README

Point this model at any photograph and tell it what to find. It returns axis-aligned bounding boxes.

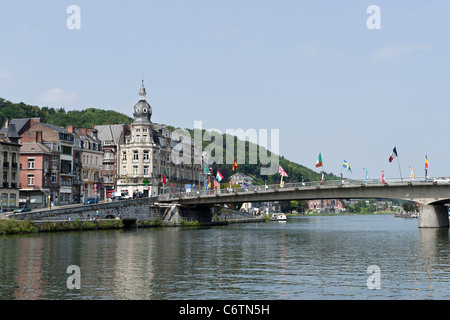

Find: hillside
[0,97,333,185]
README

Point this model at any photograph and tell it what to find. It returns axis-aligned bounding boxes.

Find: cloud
[371,44,434,60]
[39,88,79,104]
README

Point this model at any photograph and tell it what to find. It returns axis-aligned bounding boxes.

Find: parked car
[83,197,99,205]
[14,205,31,213]
[134,192,146,198]
[111,195,125,201]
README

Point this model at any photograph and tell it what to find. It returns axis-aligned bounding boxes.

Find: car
[83,197,99,205]
[111,195,125,201]
[13,205,31,213]
[134,192,146,198]
[433,177,450,184]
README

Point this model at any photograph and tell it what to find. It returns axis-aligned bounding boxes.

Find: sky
[1,0,450,181]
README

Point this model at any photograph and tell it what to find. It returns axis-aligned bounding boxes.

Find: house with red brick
[20,121,74,206]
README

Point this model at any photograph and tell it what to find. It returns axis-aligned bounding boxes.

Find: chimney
[30,118,41,126]
[67,126,74,133]
[35,131,43,143]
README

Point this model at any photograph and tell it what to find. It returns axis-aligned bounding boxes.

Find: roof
[20,142,52,154]
[95,124,125,144]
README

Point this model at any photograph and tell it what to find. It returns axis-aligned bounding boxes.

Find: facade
[68,126,104,202]
[19,131,56,208]
[308,199,344,213]
[117,81,205,196]
[20,121,74,206]
[0,122,21,210]
[94,124,129,199]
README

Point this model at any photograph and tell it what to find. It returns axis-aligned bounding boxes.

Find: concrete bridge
[158,178,450,228]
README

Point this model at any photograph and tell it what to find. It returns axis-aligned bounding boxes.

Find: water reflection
[1,216,450,299]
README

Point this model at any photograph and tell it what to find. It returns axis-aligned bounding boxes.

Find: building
[94,124,129,199]
[0,122,21,210]
[117,81,205,196]
[68,126,104,201]
[229,172,253,187]
[20,121,74,206]
[308,199,344,213]
[19,131,56,208]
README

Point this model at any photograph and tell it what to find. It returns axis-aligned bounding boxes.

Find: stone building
[0,122,21,210]
[94,124,129,199]
[117,81,205,196]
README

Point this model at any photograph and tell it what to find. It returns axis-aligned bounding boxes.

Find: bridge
[158,177,450,228]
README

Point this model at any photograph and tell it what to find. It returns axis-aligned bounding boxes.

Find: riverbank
[0,215,265,235]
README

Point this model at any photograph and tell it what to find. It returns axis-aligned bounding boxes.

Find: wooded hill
[0,97,335,185]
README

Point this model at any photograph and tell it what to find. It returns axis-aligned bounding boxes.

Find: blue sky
[1,1,449,180]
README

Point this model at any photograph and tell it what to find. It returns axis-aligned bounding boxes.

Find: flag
[162,170,167,184]
[389,147,398,163]
[343,160,352,173]
[216,171,223,182]
[382,171,385,184]
[232,160,238,171]
[410,166,415,180]
[425,155,429,169]
[278,166,288,177]
[315,153,323,168]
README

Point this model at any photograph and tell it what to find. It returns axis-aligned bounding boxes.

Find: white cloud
[39,88,79,104]
[372,44,434,60]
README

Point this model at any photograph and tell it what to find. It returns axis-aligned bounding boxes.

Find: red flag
[162,170,167,184]
[232,160,238,171]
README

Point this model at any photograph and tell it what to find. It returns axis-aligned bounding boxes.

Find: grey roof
[5,123,20,139]
[0,118,35,135]
[95,124,125,144]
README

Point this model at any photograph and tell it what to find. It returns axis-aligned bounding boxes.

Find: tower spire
[139,75,146,101]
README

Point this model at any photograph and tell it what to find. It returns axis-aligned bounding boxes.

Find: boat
[270,212,287,221]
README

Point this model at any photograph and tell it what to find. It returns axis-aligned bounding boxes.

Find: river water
[1,214,450,300]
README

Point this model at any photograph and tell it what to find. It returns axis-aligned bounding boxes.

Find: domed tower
[132,80,152,124]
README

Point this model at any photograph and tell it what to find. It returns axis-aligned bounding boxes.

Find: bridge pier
[419,204,449,228]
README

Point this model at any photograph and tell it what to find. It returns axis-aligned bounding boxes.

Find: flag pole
[396,154,403,183]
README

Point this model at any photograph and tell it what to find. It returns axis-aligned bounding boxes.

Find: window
[122,151,127,161]
[133,150,139,161]
[27,174,34,186]
[51,172,57,183]
[143,150,149,161]
[28,158,35,169]
[62,145,72,155]
[122,166,127,176]
[143,166,149,176]
[133,166,138,176]
[136,135,140,143]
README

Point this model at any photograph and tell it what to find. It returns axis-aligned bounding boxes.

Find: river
[1,214,449,300]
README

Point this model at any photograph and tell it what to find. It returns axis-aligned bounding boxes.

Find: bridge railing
[157,176,446,201]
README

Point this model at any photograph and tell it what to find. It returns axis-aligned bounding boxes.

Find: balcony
[2,182,8,188]
[3,162,9,168]
[11,163,17,169]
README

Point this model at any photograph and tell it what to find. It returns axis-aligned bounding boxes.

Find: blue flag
[343,160,352,173]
